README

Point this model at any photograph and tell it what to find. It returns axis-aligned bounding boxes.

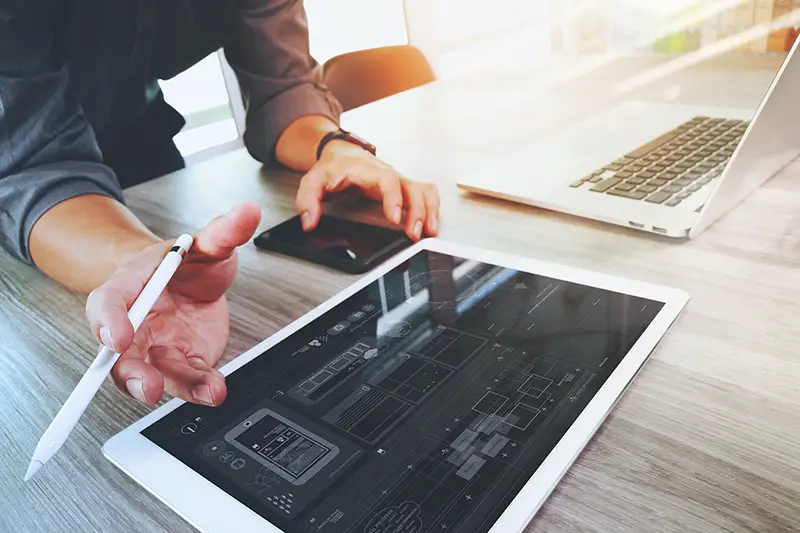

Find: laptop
[457,40,800,238]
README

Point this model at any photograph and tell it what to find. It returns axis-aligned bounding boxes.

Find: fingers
[109,343,227,407]
[86,244,169,354]
[87,286,136,355]
[193,201,262,261]
[148,348,227,406]
[399,180,439,239]
[109,341,165,405]
[295,167,329,231]
[294,154,441,239]
[422,183,440,236]
[378,173,403,226]
[401,180,440,240]
[402,180,427,240]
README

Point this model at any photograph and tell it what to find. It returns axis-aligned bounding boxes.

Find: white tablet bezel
[103,238,689,533]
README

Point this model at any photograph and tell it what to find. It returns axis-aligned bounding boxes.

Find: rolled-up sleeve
[0,2,124,264]
[222,0,343,163]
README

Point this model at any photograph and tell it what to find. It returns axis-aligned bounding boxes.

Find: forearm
[29,195,162,293]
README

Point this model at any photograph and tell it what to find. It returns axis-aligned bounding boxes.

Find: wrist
[112,231,164,269]
[275,115,340,171]
[320,138,375,159]
[317,129,377,161]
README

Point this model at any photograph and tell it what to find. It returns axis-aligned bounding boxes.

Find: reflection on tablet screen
[142,250,663,532]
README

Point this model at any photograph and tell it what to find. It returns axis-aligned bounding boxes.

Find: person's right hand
[85,202,262,406]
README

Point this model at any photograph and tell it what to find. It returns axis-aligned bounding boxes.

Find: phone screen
[255,215,412,272]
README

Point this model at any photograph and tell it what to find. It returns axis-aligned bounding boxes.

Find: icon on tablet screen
[347,311,366,321]
[203,441,225,457]
[327,321,351,335]
[181,423,197,435]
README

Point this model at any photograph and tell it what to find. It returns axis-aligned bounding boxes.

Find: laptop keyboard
[570,117,749,206]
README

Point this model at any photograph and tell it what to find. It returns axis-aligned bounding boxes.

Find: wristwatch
[316,128,377,160]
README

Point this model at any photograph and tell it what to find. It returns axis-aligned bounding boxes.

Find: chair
[320,45,436,112]
[217,44,436,136]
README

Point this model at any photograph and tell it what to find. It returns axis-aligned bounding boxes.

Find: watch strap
[316,128,377,160]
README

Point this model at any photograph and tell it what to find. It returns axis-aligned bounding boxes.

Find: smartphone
[253,214,414,274]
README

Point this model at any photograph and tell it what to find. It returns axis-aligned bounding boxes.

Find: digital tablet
[104,238,688,533]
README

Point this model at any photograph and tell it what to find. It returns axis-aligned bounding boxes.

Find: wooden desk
[3,56,800,532]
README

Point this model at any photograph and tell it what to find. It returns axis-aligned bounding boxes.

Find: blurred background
[162,0,800,158]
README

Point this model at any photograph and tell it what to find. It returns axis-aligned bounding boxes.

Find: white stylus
[24,234,194,482]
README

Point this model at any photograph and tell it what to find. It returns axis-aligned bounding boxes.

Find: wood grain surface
[2,54,800,533]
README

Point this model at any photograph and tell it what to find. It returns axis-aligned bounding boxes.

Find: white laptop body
[457,40,800,238]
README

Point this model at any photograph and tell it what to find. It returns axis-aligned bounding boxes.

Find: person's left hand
[294,144,440,241]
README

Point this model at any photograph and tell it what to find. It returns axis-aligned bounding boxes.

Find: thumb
[192,201,262,261]
[295,167,329,231]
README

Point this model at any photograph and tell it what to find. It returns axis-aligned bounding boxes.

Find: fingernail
[392,206,401,225]
[301,211,311,229]
[125,378,146,403]
[430,217,439,234]
[187,356,210,371]
[192,384,214,406]
[100,327,116,352]
[413,220,423,238]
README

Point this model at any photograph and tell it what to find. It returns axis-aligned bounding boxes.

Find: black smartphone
[253,214,414,274]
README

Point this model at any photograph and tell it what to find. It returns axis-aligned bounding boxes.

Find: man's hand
[274,115,441,241]
[295,142,440,241]
[84,202,262,406]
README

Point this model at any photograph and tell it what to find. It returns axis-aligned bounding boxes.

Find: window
[403,0,800,80]
[159,0,800,159]
[403,0,553,78]
[306,0,408,63]
[160,0,408,158]
[160,54,239,158]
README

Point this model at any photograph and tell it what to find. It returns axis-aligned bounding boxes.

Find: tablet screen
[142,250,663,532]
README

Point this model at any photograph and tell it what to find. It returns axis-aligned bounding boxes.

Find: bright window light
[306,0,408,63]
[160,0,408,158]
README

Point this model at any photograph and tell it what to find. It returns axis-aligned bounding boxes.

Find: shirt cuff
[243,82,343,164]
[21,168,125,264]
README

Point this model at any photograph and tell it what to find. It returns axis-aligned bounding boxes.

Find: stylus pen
[24,234,194,482]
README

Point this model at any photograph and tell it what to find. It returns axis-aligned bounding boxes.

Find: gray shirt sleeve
[0,3,125,264]
[222,0,343,163]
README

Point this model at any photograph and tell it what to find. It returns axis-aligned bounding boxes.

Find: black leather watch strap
[316,128,377,160]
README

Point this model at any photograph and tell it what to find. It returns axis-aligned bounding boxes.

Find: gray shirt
[0,0,342,264]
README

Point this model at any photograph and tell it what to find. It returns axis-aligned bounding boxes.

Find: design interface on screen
[143,251,663,533]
